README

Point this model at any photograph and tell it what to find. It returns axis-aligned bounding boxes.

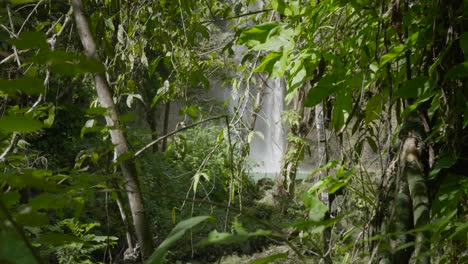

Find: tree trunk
[71,0,154,259]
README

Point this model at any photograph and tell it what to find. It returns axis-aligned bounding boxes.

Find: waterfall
[249,78,285,176]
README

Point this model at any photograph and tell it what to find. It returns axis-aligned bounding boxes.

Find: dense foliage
[0,0,467,263]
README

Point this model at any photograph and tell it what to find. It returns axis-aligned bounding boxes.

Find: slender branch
[18,0,44,34]
[6,5,21,67]
[0,133,20,162]
[134,115,226,157]
[200,9,273,24]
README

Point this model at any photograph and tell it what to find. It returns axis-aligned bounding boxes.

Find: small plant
[42,219,117,264]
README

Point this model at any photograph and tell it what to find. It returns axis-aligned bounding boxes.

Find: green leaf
[8,31,48,49]
[0,229,37,264]
[0,77,44,97]
[238,23,280,47]
[0,191,20,207]
[302,192,328,222]
[29,193,67,210]
[104,18,115,32]
[332,91,352,131]
[380,45,405,66]
[445,61,468,79]
[271,0,291,16]
[304,75,337,107]
[251,253,289,264]
[198,228,271,246]
[288,64,307,92]
[44,104,55,128]
[146,216,215,264]
[429,153,457,180]
[365,94,382,124]
[254,52,282,75]
[451,222,468,241]
[395,76,431,99]
[253,27,295,51]
[33,50,105,75]
[459,32,468,58]
[0,115,43,133]
[15,211,49,227]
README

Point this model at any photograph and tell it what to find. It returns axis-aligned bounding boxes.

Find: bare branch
[134,115,227,157]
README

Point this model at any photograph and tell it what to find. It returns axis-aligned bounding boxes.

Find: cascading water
[248,78,285,179]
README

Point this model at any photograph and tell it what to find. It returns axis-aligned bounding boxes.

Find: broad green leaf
[146,216,215,264]
[304,75,337,107]
[429,154,457,180]
[44,104,55,128]
[271,0,291,16]
[445,61,468,79]
[193,172,208,193]
[198,228,271,246]
[287,57,307,92]
[365,94,382,124]
[8,31,48,49]
[4,169,58,191]
[33,50,105,75]
[432,174,462,216]
[15,211,49,227]
[380,45,405,66]
[29,193,67,210]
[451,222,468,241]
[395,76,431,99]
[302,192,328,222]
[401,89,435,118]
[252,27,295,51]
[238,23,280,48]
[0,191,20,207]
[251,253,289,264]
[460,32,468,58]
[0,229,37,264]
[0,115,43,133]
[289,215,345,230]
[254,52,281,74]
[0,77,44,97]
[104,18,115,32]
[332,90,352,131]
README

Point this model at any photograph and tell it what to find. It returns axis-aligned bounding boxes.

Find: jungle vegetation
[0,0,467,263]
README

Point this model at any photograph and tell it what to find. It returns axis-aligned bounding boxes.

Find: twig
[134,115,226,157]
[6,5,21,67]
[224,116,236,231]
[18,0,44,35]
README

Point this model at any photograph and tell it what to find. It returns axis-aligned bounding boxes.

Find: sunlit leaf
[238,23,280,48]
[380,45,405,66]
[251,253,289,264]
[146,216,215,264]
[365,94,382,124]
[302,192,328,222]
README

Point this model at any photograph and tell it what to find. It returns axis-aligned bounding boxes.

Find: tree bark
[71,0,154,259]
